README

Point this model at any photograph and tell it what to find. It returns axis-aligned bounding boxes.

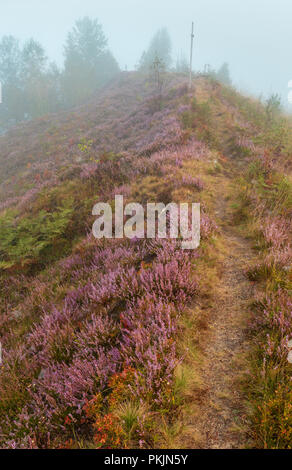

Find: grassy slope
[0,73,291,448]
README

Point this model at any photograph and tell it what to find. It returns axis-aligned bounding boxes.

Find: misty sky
[1,0,292,107]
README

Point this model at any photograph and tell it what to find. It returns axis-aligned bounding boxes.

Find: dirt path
[185,172,256,449]
[173,81,258,449]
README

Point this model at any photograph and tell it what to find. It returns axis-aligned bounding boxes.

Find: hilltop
[0,72,291,449]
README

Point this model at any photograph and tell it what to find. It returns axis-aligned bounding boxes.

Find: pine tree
[63,17,119,106]
[138,28,172,71]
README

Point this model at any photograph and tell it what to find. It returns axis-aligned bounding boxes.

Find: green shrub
[0,202,73,270]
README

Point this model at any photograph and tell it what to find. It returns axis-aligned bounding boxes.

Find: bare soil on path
[183,170,256,449]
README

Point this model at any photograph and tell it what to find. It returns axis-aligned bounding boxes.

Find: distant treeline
[0,19,232,129]
[0,17,120,128]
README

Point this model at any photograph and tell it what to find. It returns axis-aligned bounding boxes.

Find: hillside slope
[0,73,291,449]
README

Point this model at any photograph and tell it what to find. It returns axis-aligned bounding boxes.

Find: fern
[0,202,73,270]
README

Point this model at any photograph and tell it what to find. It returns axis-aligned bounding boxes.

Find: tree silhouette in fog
[138,28,172,71]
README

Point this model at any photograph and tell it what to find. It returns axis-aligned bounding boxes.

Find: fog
[0,0,291,106]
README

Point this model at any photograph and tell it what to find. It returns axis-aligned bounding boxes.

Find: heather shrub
[139,258,197,306]
[29,348,120,430]
[120,298,179,406]
[0,73,219,448]
[262,216,290,250]
[248,215,292,287]
[177,175,204,191]
[75,314,119,351]
[252,290,292,361]
[201,213,218,239]
[29,308,76,366]
[43,321,75,365]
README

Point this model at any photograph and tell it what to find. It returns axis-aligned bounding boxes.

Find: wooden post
[189,22,194,89]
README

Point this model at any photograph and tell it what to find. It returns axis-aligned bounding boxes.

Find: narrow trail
[181,79,258,446]
[186,171,256,449]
